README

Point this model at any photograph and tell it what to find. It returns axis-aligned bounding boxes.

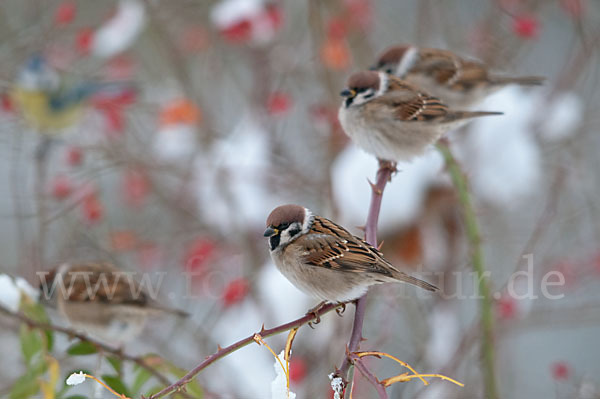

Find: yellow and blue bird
[11,54,136,133]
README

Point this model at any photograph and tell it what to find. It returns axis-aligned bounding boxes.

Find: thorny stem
[436,141,499,399]
[0,304,193,399]
[147,302,340,399]
[334,160,395,399]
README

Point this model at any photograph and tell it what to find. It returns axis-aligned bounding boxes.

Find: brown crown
[346,71,380,91]
[266,204,306,227]
[376,45,410,65]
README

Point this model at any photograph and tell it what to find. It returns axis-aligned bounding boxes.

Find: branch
[333,159,395,399]
[352,357,388,398]
[0,304,190,399]
[147,302,340,399]
[436,140,499,399]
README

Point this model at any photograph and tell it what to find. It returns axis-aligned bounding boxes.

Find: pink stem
[334,160,394,399]
[147,302,340,399]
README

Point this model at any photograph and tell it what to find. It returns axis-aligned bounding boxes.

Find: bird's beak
[340,89,356,98]
[264,227,278,237]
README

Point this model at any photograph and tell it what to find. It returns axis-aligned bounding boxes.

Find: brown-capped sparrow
[372,45,544,108]
[264,204,438,303]
[39,262,187,344]
[338,70,502,161]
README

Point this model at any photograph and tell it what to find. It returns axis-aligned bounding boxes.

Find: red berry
[54,1,76,25]
[264,4,284,31]
[65,146,83,167]
[266,92,291,115]
[320,38,351,70]
[50,175,72,200]
[496,295,516,320]
[513,15,539,39]
[76,28,94,54]
[1,93,14,113]
[184,238,216,272]
[289,358,307,383]
[327,17,347,40]
[551,361,570,381]
[221,19,253,43]
[222,278,249,307]
[102,107,125,135]
[82,193,103,223]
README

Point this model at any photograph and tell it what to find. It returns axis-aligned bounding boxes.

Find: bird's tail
[450,110,503,121]
[489,75,545,86]
[150,304,190,318]
[390,270,439,292]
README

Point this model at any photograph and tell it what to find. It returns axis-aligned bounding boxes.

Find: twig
[436,141,499,399]
[34,136,52,270]
[333,159,395,398]
[352,357,388,398]
[0,304,191,399]
[147,302,340,399]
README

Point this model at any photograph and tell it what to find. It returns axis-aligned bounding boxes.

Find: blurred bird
[11,54,136,132]
[372,45,544,108]
[39,261,187,344]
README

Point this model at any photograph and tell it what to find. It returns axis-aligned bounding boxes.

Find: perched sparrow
[264,204,438,303]
[338,70,501,161]
[39,261,187,344]
[372,45,544,108]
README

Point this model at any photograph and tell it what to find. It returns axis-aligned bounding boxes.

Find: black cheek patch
[270,234,281,251]
[287,227,301,238]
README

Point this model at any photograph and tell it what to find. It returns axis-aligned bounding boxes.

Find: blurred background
[0,0,599,398]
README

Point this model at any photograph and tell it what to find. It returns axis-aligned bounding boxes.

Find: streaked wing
[370,77,449,121]
[414,49,461,85]
[298,216,397,278]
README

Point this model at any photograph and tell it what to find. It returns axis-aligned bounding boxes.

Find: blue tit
[11,54,135,132]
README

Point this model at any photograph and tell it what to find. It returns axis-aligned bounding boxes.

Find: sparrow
[264,204,438,303]
[338,70,502,161]
[372,45,544,108]
[38,261,187,344]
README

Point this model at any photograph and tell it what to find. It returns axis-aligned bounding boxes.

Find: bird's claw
[306,301,325,328]
[335,302,346,316]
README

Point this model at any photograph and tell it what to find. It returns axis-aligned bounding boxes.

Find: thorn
[368,180,382,195]
[360,335,367,342]
[217,344,222,351]
[355,225,366,232]
[377,240,384,250]
[260,323,266,334]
